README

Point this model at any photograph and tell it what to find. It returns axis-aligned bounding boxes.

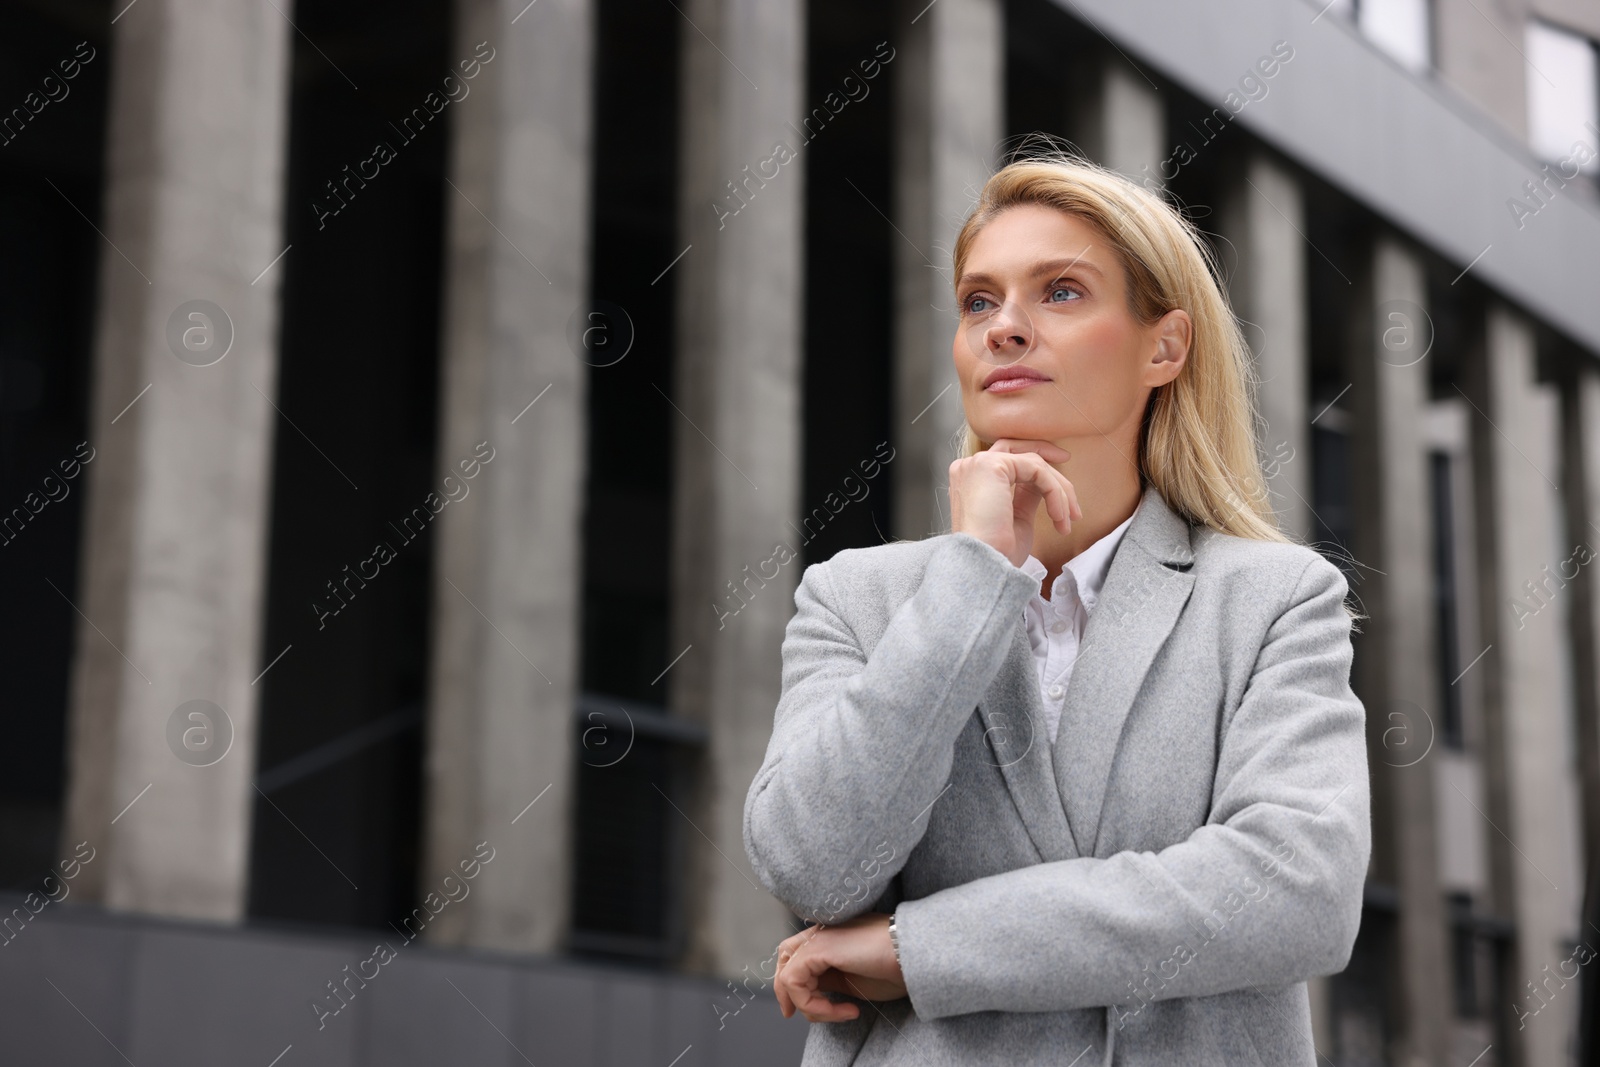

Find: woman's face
[951,203,1190,449]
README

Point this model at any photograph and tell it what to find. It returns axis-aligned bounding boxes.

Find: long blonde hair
[952,151,1288,543]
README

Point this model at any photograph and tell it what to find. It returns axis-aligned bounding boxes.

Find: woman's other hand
[949,438,1078,566]
[773,913,908,1022]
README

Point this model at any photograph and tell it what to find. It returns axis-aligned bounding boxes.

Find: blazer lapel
[1052,485,1196,857]
[975,621,1079,862]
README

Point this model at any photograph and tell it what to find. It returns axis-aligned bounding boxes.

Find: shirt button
[1047,684,1065,700]
[1049,620,1068,634]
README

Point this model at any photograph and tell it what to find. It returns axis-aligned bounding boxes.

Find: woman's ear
[1145,309,1192,387]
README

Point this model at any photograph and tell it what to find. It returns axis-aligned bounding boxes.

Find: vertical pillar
[420,0,595,952]
[1348,235,1453,1066]
[1471,303,1581,1067]
[1220,152,1321,1043]
[892,0,1003,539]
[671,0,806,975]
[1218,154,1311,540]
[1561,363,1600,1057]
[59,0,292,918]
[1074,52,1165,182]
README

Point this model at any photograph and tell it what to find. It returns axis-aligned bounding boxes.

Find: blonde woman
[743,153,1370,1066]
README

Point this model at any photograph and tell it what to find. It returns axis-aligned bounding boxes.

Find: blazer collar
[975,484,1197,861]
[1122,480,1195,567]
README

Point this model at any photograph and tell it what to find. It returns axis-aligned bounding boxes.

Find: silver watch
[888,911,902,966]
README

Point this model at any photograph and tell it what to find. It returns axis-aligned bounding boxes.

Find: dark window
[567,695,705,961]
[248,0,451,930]
[1311,422,1357,582]
[800,0,895,562]
[1448,891,1514,1061]
[1430,450,1464,747]
[1331,889,1397,1067]
[0,1,111,889]
[569,0,688,963]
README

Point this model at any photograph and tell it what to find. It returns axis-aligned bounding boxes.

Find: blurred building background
[2,0,1600,1064]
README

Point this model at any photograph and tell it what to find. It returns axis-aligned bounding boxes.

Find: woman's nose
[983,301,1032,357]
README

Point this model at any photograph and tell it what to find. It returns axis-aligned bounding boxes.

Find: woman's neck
[1028,437,1142,599]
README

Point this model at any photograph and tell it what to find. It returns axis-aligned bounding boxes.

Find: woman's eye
[965,296,992,314]
[1049,285,1081,302]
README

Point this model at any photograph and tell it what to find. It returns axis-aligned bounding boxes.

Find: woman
[742,153,1370,1066]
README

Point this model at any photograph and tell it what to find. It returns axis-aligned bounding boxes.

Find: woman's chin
[973,421,1063,444]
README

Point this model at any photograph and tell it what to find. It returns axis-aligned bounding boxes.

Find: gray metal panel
[707,989,812,1067]
[599,973,661,1065]
[1058,0,1600,356]
[361,952,519,1066]
[123,923,361,1067]
[661,977,716,1065]
[516,964,602,1062]
[0,907,138,1067]
[0,900,810,1065]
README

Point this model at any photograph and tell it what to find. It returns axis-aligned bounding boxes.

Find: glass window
[1360,0,1433,73]
[1526,19,1600,174]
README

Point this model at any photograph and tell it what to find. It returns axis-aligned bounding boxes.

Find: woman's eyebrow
[957,254,1105,291]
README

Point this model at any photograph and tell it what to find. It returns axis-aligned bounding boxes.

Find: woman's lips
[985,375,1049,393]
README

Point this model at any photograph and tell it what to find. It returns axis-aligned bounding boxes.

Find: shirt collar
[1019,496,1142,611]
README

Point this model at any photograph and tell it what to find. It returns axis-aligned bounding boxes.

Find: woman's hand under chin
[949,438,1079,566]
[773,913,909,1023]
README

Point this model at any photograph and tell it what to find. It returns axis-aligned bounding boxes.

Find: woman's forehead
[960,208,1117,284]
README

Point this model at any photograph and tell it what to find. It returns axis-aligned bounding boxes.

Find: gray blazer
[743,483,1371,1066]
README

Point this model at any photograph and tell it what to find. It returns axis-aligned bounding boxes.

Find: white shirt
[1018,499,1141,745]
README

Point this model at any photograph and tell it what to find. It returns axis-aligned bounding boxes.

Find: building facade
[2,0,1599,1064]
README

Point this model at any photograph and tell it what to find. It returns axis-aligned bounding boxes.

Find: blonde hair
[952,150,1288,543]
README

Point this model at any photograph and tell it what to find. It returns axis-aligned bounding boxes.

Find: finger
[1025,452,1079,524]
[1007,453,1079,532]
[986,438,1072,463]
[775,927,822,1019]
[774,962,795,1018]
[799,989,861,1024]
[947,460,966,530]
[777,923,821,964]
[978,445,1078,528]
[803,1001,861,1024]
[787,952,859,1023]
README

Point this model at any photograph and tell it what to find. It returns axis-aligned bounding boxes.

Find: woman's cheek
[1072,331,1151,424]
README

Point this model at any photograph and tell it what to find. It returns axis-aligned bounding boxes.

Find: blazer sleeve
[890,554,1372,1020]
[743,532,1040,925]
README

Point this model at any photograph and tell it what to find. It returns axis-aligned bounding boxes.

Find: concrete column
[1561,363,1600,1052]
[1220,153,1320,1039]
[1218,153,1311,540]
[1348,235,1453,1067]
[1074,52,1165,183]
[419,0,594,952]
[1471,303,1583,1067]
[670,0,805,976]
[58,1,292,918]
[892,0,1003,539]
